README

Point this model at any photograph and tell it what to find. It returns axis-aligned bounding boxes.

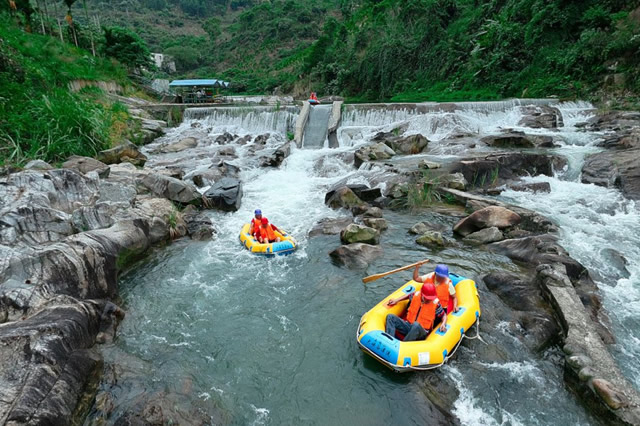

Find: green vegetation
[102,26,151,70]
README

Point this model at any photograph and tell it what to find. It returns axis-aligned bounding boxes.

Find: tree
[102,26,151,70]
[62,0,78,46]
[202,17,221,42]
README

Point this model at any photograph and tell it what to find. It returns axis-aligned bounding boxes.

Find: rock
[141,173,201,205]
[463,227,504,244]
[361,206,383,218]
[97,141,148,167]
[181,205,215,240]
[408,222,447,235]
[329,243,383,269]
[483,272,542,312]
[350,185,382,202]
[99,181,137,205]
[453,206,521,236]
[451,153,566,189]
[581,148,640,200]
[517,105,564,129]
[253,133,270,145]
[325,186,366,210]
[203,177,243,211]
[481,132,555,148]
[139,118,166,144]
[416,231,445,248]
[383,134,429,154]
[420,160,441,169]
[598,248,630,282]
[160,137,197,153]
[63,155,110,178]
[354,143,395,168]
[509,182,551,193]
[340,224,380,245]
[24,159,53,170]
[215,132,237,145]
[191,160,239,188]
[261,141,293,167]
[237,135,252,145]
[363,217,388,231]
[440,173,467,190]
[371,123,409,141]
[586,110,640,132]
[592,379,628,410]
[309,217,354,237]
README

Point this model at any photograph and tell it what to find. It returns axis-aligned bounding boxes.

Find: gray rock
[340,224,380,245]
[160,137,197,153]
[203,177,243,211]
[416,231,445,248]
[440,173,467,190]
[97,141,148,167]
[309,218,354,237]
[383,134,429,154]
[453,206,521,236]
[325,186,366,210]
[354,143,395,168]
[215,132,237,145]
[261,141,293,167]
[99,181,137,205]
[481,132,555,148]
[363,217,388,231]
[182,205,215,240]
[518,105,564,129]
[63,155,110,178]
[140,173,201,205]
[582,148,640,200]
[329,243,383,269]
[24,159,53,170]
[463,227,504,244]
[420,160,441,169]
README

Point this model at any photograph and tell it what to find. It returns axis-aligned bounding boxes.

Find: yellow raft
[357,273,480,372]
[239,223,297,256]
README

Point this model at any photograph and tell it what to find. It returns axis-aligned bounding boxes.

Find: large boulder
[261,141,294,167]
[203,177,243,211]
[159,137,198,153]
[481,132,555,148]
[581,148,640,200]
[24,159,53,170]
[63,155,110,178]
[453,206,521,236]
[181,205,216,240]
[517,105,564,129]
[383,134,429,154]
[416,231,446,248]
[325,186,366,210]
[190,160,240,188]
[140,173,201,205]
[97,141,148,167]
[354,143,395,168]
[463,227,504,244]
[340,224,380,245]
[363,217,388,231]
[329,243,383,269]
[309,217,354,237]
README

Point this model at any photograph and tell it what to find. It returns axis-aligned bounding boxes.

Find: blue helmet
[254,209,262,215]
[434,264,449,278]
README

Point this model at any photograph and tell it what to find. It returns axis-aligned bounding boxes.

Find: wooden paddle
[362,259,430,284]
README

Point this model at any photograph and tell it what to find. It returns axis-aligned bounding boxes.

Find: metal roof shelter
[169,79,230,88]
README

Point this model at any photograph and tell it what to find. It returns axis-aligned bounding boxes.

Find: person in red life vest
[249,209,280,241]
[414,263,458,314]
[309,92,319,103]
[257,217,281,244]
[385,283,447,341]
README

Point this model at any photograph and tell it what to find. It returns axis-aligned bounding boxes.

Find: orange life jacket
[406,293,437,331]
[422,273,453,312]
[259,224,277,241]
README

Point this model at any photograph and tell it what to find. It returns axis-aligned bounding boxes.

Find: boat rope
[404,317,485,371]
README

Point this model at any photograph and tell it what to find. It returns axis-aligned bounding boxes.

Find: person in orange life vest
[385,283,447,342]
[414,263,458,313]
[310,92,318,102]
[249,209,279,240]
[257,217,281,244]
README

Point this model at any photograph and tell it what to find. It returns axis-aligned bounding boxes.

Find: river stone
[340,223,380,245]
[350,185,382,202]
[517,105,564,129]
[420,160,441,169]
[309,217,354,237]
[416,231,445,248]
[363,217,388,231]
[592,379,628,410]
[384,134,429,154]
[160,137,198,153]
[99,181,137,205]
[97,141,148,167]
[440,173,467,190]
[483,272,542,312]
[481,132,555,148]
[354,143,395,168]
[362,206,383,218]
[0,205,74,244]
[63,155,110,178]
[181,205,215,240]
[581,148,640,200]
[463,227,503,244]
[325,186,366,210]
[141,173,201,205]
[408,221,447,235]
[215,132,237,145]
[24,159,53,170]
[203,177,243,211]
[453,206,521,236]
[372,123,409,141]
[509,182,551,193]
[598,248,630,282]
[329,243,383,269]
[261,141,293,167]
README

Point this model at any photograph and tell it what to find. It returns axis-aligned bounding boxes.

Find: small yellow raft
[357,273,480,372]
[239,223,297,256]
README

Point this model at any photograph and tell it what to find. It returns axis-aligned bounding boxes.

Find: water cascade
[302,104,332,149]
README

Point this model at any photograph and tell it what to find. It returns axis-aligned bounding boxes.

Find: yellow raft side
[357,276,480,372]
[239,223,297,256]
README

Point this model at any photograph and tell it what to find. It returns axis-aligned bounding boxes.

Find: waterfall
[183,106,299,135]
[302,105,332,149]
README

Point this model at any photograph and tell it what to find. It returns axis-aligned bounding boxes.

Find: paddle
[362,259,430,284]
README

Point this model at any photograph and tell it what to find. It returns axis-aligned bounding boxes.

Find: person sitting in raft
[309,92,319,103]
[414,263,458,313]
[385,283,447,341]
[257,217,281,244]
[249,209,280,240]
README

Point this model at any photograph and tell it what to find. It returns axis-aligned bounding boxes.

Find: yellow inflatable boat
[239,223,297,256]
[357,273,480,372]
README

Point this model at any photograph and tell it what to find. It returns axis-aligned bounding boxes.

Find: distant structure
[169,79,231,103]
[150,53,176,73]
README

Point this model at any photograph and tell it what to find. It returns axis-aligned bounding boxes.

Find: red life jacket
[406,293,437,331]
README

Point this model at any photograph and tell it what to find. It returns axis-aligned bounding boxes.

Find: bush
[102,26,151,70]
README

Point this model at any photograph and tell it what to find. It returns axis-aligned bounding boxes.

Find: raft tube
[239,223,297,256]
[357,273,481,372]
[308,99,320,105]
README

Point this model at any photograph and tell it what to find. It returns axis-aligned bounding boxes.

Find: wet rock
[463,227,503,244]
[237,135,252,145]
[383,134,429,155]
[517,105,564,129]
[416,231,445,248]
[350,185,382,202]
[355,206,383,218]
[97,141,148,167]
[139,118,166,144]
[592,379,628,410]
[598,248,630,282]
[160,137,197,153]
[181,205,216,241]
[215,132,237,145]
[99,181,137,205]
[253,133,270,145]
[516,311,561,351]
[416,372,460,424]
[203,177,243,211]
[354,143,395,168]
[453,206,521,236]
[363,217,388,231]
[420,160,441,169]
[309,217,353,237]
[509,182,551,193]
[190,160,240,188]
[329,243,383,269]
[440,173,467,190]
[24,159,53,170]
[481,132,555,148]
[586,110,640,132]
[483,272,543,312]
[261,141,293,167]
[325,186,366,210]
[0,205,74,244]
[217,145,237,157]
[340,223,380,245]
[408,221,447,235]
[63,155,110,178]
[140,173,201,205]
[371,123,409,141]
[581,148,640,200]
